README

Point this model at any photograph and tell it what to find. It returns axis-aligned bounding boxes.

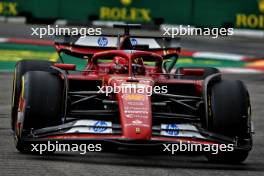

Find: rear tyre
[206,80,252,163]
[11,60,53,131]
[14,71,63,153]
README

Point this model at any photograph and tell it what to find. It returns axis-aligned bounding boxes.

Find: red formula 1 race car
[11,24,253,163]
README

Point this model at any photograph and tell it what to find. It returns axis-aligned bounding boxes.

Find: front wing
[21,119,252,151]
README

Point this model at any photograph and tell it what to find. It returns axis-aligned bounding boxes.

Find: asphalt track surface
[0,73,264,176]
[0,23,264,176]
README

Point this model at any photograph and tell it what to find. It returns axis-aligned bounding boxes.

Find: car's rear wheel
[15,71,63,153]
[11,60,53,131]
[205,80,252,163]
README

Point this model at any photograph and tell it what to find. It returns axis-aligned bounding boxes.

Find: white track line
[192,52,246,61]
[0,38,8,43]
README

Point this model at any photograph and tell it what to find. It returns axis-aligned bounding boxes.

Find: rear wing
[54,35,181,58]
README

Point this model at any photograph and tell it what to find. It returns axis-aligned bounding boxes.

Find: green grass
[0,43,247,72]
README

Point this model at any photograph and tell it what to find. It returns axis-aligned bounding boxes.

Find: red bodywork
[46,42,211,145]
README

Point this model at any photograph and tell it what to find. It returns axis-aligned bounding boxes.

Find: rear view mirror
[53,63,76,71]
[181,68,204,76]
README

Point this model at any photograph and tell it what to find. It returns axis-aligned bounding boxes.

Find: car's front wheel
[205,79,252,163]
[14,71,63,153]
[11,60,53,131]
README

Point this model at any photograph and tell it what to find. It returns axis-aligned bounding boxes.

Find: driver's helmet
[110,56,128,74]
[132,57,145,75]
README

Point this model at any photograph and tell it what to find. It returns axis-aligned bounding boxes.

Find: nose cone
[108,77,153,140]
[120,93,152,140]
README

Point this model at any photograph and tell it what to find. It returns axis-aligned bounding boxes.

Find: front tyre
[14,71,63,153]
[206,80,252,163]
[11,60,53,131]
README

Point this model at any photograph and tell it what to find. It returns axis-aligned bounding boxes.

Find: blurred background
[1,0,264,28]
[0,1,264,176]
[0,0,263,72]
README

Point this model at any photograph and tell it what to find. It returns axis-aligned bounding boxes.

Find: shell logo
[259,0,264,13]
[123,94,145,101]
[120,0,132,6]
